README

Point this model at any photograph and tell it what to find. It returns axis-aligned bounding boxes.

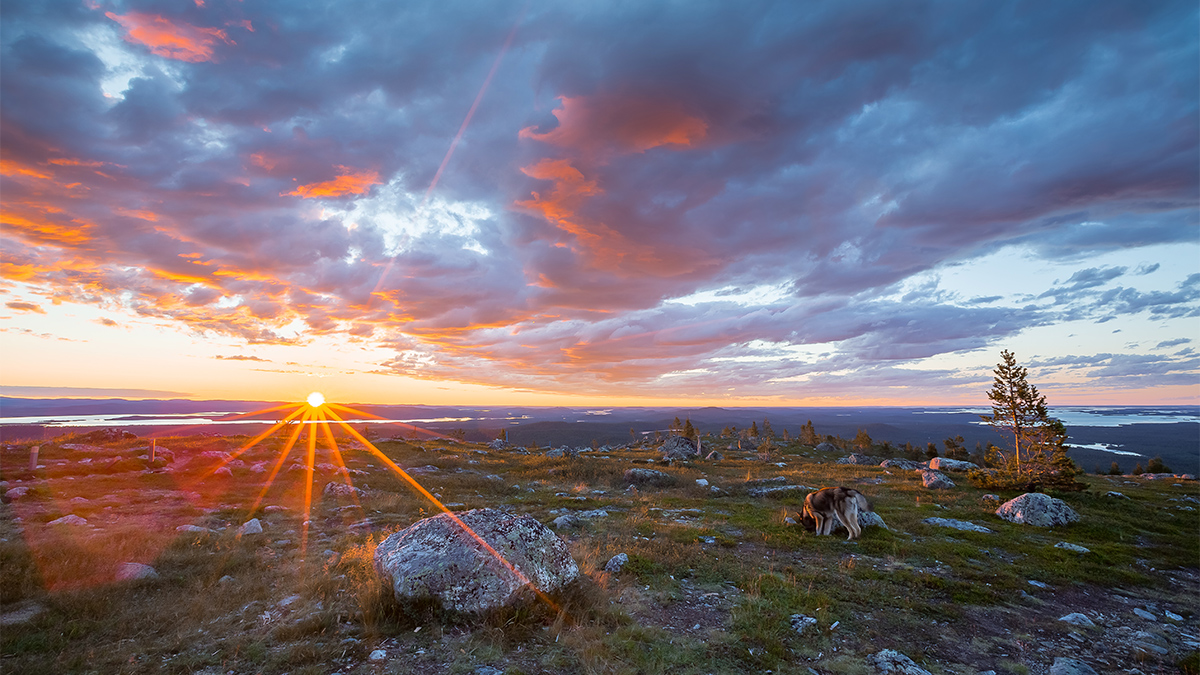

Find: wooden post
[28,445,39,472]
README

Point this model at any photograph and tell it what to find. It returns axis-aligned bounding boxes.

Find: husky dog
[802,487,872,540]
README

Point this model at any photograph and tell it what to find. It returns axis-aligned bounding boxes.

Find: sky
[1,0,1198,408]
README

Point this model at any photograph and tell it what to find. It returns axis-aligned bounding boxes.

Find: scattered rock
[879,458,925,470]
[1058,613,1096,627]
[695,478,709,487]
[926,457,978,472]
[323,482,362,498]
[1104,491,1130,499]
[790,614,818,633]
[369,649,387,661]
[1049,657,1099,675]
[1028,580,1051,589]
[552,514,581,529]
[980,494,1001,503]
[623,468,674,487]
[604,553,628,573]
[1132,607,1156,621]
[0,603,45,627]
[660,435,700,460]
[825,510,889,534]
[838,453,879,465]
[748,484,814,498]
[1055,542,1091,554]
[374,508,579,615]
[814,442,839,453]
[4,487,30,501]
[543,446,579,458]
[212,466,233,477]
[115,563,158,581]
[1131,630,1169,657]
[474,667,504,675]
[922,517,993,533]
[239,518,264,535]
[218,575,234,584]
[703,451,724,461]
[995,493,1080,527]
[48,515,88,527]
[920,470,955,489]
[176,525,216,534]
[867,648,932,675]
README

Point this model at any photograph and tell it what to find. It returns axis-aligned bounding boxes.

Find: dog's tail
[855,491,872,513]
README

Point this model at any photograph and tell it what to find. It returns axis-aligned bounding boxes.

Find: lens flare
[306,391,325,408]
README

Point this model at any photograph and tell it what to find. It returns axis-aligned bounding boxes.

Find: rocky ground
[1,429,1197,674]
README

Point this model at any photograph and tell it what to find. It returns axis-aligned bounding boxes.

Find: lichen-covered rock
[659,435,699,460]
[922,517,992,533]
[814,442,839,453]
[604,553,628,573]
[1049,657,1099,675]
[623,468,675,487]
[826,510,889,533]
[115,562,158,581]
[927,457,978,472]
[323,481,362,497]
[867,649,932,675]
[374,508,578,615]
[996,493,1080,527]
[837,453,879,465]
[920,470,955,489]
[879,458,925,470]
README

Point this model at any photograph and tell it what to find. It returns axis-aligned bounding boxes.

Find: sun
[306,391,325,408]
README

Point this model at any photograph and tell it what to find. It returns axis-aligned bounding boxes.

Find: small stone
[115,562,158,581]
[1049,657,1099,675]
[369,649,387,661]
[1164,609,1183,621]
[604,553,629,573]
[1054,542,1091,554]
[866,648,932,675]
[48,515,88,527]
[239,518,264,535]
[474,667,504,675]
[1058,613,1096,627]
[553,514,581,529]
[1028,580,1050,589]
[212,466,233,477]
[1104,491,1130,499]
[922,517,993,533]
[176,525,216,534]
[1131,630,1169,656]
[790,614,818,633]
[920,470,955,489]
[218,575,234,584]
[695,478,709,487]
[1132,607,1155,621]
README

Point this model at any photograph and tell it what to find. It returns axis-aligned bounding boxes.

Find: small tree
[1146,455,1173,474]
[762,419,774,439]
[972,350,1083,491]
[799,421,818,446]
[943,435,968,460]
[926,443,939,460]
[683,418,697,441]
[497,428,507,443]
[750,421,759,438]
[1132,461,1145,475]
[853,429,873,451]
[671,416,683,433]
[1108,461,1122,475]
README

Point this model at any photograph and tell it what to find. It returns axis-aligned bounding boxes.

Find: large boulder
[837,453,879,465]
[867,649,932,675]
[926,457,978,472]
[374,508,578,615]
[814,442,839,453]
[995,493,1080,527]
[659,435,700,460]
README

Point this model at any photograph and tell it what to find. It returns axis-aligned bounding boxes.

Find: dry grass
[1,434,1197,674]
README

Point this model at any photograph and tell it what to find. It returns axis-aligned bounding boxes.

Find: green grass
[0,434,1196,674]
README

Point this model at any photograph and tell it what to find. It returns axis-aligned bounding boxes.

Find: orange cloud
[1,210,93,246]
[5,301,46,314]
[519,95,708,158]
[287,166,381,199]
[106,11,232,63]
[0,159,52,180]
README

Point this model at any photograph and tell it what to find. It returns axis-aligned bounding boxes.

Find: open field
[2,430,1198,674]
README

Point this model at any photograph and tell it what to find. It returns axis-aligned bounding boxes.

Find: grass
[1,433,1197,673]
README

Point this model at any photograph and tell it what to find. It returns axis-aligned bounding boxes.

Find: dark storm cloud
[2,0,1197,398]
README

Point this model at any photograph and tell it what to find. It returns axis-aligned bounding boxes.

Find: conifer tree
[981,350,1050,475]
[799,421,818,446]
[750,421,759,438]
[762,419,773,439]
[683,418,696,440]
[853,429,872,450]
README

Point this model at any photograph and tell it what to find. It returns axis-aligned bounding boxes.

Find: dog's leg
[844,502,861,540]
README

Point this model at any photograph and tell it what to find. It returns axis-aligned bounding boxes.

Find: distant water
[0,412,489,428]
[925,406,1200,427]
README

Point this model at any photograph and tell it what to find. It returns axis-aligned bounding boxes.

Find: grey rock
[922,517,993,533]
[660,435,700,460]
[369,649,387,661]
[543,446,579,458]
[814,442,839,453]
[0,603,46,627]
[1165,609,1183,621]
[996,493,1080,527]
[1105,491,1130,499]
[927,457,979,472]
[1132,607,1156,621]
[1058,613,1096,627]
[879,458,925,470]
[176,525,217,534]
[604,553,629,573]
[695,478,709,487]
[866,649,932,675]
[474,667,504,675]
[980,494,1001,503]
[748,484,814,498]
[239,518,264,535]
[1028,580,1051,589]
[1049,657,1099,675]
[4,487,30,501]
[790,614,818,633]
[703,450,724,461]
[115,563,158,581]
[374,508,578,615]
[623,468,674,487]
[920,470,955,489]
[1131,630,1169,656]
[1054,542,1091,554]
[48,514,88,526]
[552,514,581,529]
[838,453,879,465]
[827,510,889,533]
[323,481,362,498]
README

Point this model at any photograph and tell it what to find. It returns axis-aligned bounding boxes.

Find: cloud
[105,11,233,63]
[5,301,46,313]
[0,0,1195,401]
[214,354,270,362]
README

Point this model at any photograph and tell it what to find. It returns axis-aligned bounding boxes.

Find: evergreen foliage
[799,421,818,446]
[853,429,873,450]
